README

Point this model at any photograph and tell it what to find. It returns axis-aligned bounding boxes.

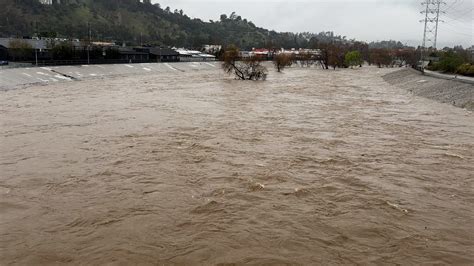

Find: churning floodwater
[0,66,473,264]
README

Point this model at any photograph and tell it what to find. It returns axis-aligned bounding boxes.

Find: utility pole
[87,22,91,64]
[420,0,445,71]
[35,21,39,66]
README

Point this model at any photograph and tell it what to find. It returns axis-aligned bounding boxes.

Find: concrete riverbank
[383,68,474,111]
[0,61,219,90]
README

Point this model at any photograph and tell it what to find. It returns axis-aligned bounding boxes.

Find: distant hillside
[1,0,352,49]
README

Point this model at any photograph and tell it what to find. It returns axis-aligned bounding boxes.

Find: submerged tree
[273,53,293,72]
[344,51,363,68]
[369,48,392,68]
[327,44,345,70]
[317,42,347,70]
[222,45,268,80]
[394,48,418,67]
[298,52,316,67]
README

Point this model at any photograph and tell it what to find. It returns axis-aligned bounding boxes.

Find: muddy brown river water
[0,66,473,265]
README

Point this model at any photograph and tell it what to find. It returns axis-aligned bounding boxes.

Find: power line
[442,0,462,12]
[444,20,473,30]
[445,6,474,20]
[441,22,473,37]
[441,1,473,37]
[444,14,474,24]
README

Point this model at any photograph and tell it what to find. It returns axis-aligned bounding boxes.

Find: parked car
[0,60,8,66]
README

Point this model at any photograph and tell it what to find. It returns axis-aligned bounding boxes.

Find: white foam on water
[143,68,151,71]
[205,62,216,68]
[164,63,178,71]
[125,65,134,68]
[37,78,49,82]
[90,74,97,76]
[22,73,32,77]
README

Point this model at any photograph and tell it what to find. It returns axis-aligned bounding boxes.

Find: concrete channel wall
[0,61,219,90]
[383,68,474,110]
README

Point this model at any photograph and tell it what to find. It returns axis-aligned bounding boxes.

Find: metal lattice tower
[420,0,445,52]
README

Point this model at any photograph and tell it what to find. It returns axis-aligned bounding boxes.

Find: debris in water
[249,183,265,191]
[386,201,409,214]
[443,153,464,159]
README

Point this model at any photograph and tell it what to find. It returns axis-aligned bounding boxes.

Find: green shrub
[427,62,440,71]
[456,63,474,77]
[344,51,362,68]
[438,51,465,73]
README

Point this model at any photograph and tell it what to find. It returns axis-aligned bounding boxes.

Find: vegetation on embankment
[456,63,474,77]
[426,49,474,77]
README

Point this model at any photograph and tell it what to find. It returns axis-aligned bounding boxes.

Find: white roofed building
[175,48,216,62]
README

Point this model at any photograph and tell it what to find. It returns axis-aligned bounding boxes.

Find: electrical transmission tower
[420,0,445,66]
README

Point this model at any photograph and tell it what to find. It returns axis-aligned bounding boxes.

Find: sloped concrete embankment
[0,61,218,90]
[383,68,474,110]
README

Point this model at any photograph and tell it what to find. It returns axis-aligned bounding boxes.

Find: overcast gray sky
[154,0,473,48]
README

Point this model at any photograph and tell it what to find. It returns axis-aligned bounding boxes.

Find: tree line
[221,43,425,80]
